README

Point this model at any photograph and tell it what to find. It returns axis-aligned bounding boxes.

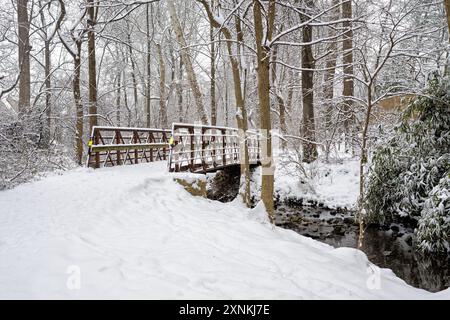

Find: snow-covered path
[0,163,448,299]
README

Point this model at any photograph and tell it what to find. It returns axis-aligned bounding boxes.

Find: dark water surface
[275,204,450,293]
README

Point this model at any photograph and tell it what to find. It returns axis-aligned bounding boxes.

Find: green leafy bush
[416,175,450,253]
[364,74,450,253]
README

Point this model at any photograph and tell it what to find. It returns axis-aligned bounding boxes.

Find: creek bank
[275,202,449,293]
[205,167,449,292]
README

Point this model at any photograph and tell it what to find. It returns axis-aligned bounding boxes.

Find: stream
[275,203,450,293]
[206,168,449,293]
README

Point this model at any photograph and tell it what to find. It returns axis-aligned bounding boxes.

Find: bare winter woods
[0,0,449,213]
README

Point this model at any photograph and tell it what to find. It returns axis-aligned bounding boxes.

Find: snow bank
[250,157,360,210]
[0,162,447,299]
[275,158,360,209]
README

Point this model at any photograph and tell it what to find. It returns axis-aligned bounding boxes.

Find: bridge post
[189,127,195,171]
[94,129,100,168]
[162,131,168,160]
[221,129,226,167]
[211,132,217,168]
[201,127,207,171]
[149,132,154,162]
[133,130,138,164]
[115,129,121,165]
[257,133,261,162]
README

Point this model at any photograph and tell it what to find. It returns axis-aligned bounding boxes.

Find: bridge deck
[87,123,261,173]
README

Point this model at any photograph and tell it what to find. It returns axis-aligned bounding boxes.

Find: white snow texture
[0,162,448,299]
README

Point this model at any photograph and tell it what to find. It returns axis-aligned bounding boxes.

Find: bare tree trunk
[121,51,132,127]
[444,0,450,39]
[253,0,275,220]
[323,0,339,161]
[284,70,294,148]
[358,87,373,249]
[156,43,168,128]
[278,95,287,148]
[286,70,294,114]
[209,0,217,125]
[116,70,121,126]
[123,76,131,127]
[197,0,251,206]
[444,0,450,76]
[126,24,139,126]
[43,39,51,145]
[146,3,152,127]
[234,6,244,71]
[170,44,176,119]
[233,16,250,208]
[271,42,287,150]
[177,59,184,122]
[39,1,51,146]
[300,0,318,163]
[74,42,83,165]
[167,0,209,124]
[37,0,65,146]
[224,60,229,127]
[17,0,31,115]
[342,0,354,151]
[57,2,83,165]
[87,0,98,132]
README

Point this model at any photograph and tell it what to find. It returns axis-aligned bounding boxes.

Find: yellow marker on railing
[88,140,93,147]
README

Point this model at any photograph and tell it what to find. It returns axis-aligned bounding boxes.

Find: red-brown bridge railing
[168,123,261,173]
[86,124,261,173]
[86,126,171,169]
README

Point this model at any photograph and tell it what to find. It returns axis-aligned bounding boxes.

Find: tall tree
[300,0,318,163]
[125,20,139,126]
[167,0,208,124]
[342,0,354,151]
[209,0,217,126]
[115,68,122,126]
[350,0,437,248]
[253,0,276,221]
[322,0,339,161]
[87,0,98,132]
[59,30,84,165]
[38,0,65,146]
[176,59,184,122]
[17,0,31,115]
[145,3,153,127]
[122,50,132,127]
[156,43,168,128]
[445,0,450,38]
[197,0,252,207]
[59,1,89,165]
[445,0,450,76]
[270,27,287,150]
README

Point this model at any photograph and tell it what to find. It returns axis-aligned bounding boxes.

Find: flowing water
[275,204,450,293]
[205,169,449,293]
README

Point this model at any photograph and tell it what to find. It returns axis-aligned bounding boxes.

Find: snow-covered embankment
[0,162,448,299]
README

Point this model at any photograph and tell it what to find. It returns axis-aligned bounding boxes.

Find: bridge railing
[86,126,171,169]
[168,123,261,173]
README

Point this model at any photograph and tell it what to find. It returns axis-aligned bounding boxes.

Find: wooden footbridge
[86,123,261,173]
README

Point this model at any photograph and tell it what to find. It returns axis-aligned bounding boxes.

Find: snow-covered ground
[0,162,448,299]
[276,157,360,209]
[251,153,360,209]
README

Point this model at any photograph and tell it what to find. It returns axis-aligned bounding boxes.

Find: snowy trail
[0,163,448,299]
